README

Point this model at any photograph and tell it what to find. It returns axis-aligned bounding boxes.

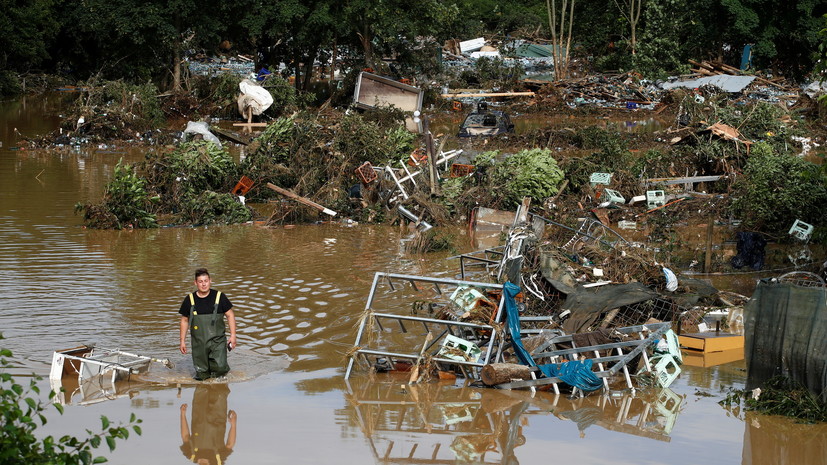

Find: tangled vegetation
[488,148,565,209]
[721,376,827,423]
[77,142,250,228]
[0,335,141,464]
[65,80,165,142]
[730,142,827,237]
[75,161,158,229]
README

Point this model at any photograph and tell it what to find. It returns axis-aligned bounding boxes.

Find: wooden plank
[266,182,337,216]
[441,92,536,98]
[210,126,251,145]
[643,175,726,186]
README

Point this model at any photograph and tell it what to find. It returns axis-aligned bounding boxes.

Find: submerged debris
[721,377,827,423]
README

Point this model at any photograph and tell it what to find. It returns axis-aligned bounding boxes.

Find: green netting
[745,281,827,402]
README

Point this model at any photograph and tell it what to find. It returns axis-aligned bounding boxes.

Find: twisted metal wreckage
[345,199,687,395]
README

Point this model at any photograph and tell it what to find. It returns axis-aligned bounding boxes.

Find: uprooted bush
[486,148,566,209]
[78,141,251,228]
[729,142,827,239]
[559,126,638,193]
[75,160,159,229]
[66,79,165,141]
[244,110,414,214]
[404,228,457,254]
[720,376,827,423]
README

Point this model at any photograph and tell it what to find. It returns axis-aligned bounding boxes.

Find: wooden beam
[231,123,268,127]
[210,126,251,145]
[266,182,337,216]
[440,91,535,98]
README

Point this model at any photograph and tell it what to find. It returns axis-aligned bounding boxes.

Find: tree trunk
[481,363,533,386]
[358,23,374,69]
[548,0,575,80]
[172,36,182,92]
[630,0,642,56]
[301,49,317,91]
[294,53,301,90]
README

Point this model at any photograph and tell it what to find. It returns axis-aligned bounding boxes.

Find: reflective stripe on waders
[188,291,222,330]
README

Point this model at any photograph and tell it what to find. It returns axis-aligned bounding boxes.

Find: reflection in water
[742,411,827,465]
[343,379,683,464]
[51,373,147,406]
[180,384,237,465]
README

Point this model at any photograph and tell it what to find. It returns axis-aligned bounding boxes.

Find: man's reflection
[180,384,237,465]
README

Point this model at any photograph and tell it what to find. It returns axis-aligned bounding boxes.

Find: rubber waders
[189,291,229,380]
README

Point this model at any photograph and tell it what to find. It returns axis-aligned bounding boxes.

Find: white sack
[237,79,273,116]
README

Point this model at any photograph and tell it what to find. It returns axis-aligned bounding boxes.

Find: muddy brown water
[2,94,826,465]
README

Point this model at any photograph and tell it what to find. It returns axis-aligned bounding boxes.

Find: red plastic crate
[355,161,377,184]
[449,163,475,178]
[232,175,255,196]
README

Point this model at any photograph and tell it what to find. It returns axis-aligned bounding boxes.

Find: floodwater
[2,94,826,465]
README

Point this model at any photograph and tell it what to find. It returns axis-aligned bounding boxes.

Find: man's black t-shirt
[179,289,233,317]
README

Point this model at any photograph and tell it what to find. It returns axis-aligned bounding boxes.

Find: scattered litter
[646,190,665,209]
[183,121,221,146]
[788,219,814,241]
[590,172,613,187]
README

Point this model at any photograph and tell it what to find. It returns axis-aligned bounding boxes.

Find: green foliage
[729,142,827,236]
[248,115,297,167]
[570,126,629,153]
[631,149,672,177]
[490,148,565,208]
[263,76,313,115]
[383,126,417,160]
[80,141,253,229]
[562,127,634,191]
[0,335,142,464]
[439,176,474,214]
[70,80,165,137]
[453,0,544,37]
[719,0,823,79]
[0,70,22,97]
[179,191,252,226]
[720,376,827,423]
[165,141,237,198]
[452,57,525,90]
[0,0,59,75]
[814,13,827,79]
[333,111,411,164]
[101,81,165,129]
[633,0,693,78]
[713,102,793,140]
[76,160,158,229]
[472,151,499,171]
[190,74,243,115]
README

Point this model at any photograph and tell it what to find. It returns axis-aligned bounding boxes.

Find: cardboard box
[679,332,744,352]
[682,347,744,367]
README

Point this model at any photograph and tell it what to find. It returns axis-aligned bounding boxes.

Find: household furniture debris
[50,345,169,386]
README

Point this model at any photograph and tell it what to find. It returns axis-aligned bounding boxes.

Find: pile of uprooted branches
[77,141,251,228]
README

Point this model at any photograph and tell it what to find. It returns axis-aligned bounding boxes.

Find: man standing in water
[179,268,237,381]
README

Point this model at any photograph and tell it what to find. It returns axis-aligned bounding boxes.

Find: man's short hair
[194,268,210,279]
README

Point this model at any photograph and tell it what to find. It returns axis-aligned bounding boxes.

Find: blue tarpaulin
[503,282,603,391]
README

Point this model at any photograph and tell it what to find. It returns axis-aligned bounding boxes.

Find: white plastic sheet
[183,121,221,146]
[662,267,678,292]
[237,79,273,116]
